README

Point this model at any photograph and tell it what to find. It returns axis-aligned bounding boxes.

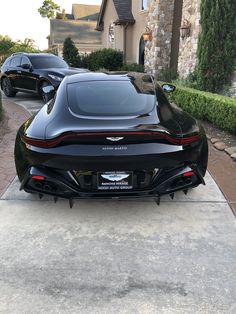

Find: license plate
[97,171,133,190]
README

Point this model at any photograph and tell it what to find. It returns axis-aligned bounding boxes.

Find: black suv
[0,52,87,100]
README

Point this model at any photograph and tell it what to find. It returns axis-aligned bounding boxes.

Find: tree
[56,9,67,20]
[11,38,40,53]
[63,37,81,67]
[0,35,39,64]
[197,0,236,92]
[38,0,60,19]
[0,36,14,55]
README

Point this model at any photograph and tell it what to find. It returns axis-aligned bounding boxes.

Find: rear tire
[1,77,17,97]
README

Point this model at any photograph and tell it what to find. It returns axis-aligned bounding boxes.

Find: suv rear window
[67,80,156,117]
[29,56,68,69]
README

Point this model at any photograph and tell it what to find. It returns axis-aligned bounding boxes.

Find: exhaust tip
[185,178,192,185]
[176,180,184,187]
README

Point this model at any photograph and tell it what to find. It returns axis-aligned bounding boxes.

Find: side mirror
[162,84,176,93]
[21,64,32,70]
[42,85,55,94]
[42,85,55,103]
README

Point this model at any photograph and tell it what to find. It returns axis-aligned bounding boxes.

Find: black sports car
[15,72,208,206]
[0,52,87,102]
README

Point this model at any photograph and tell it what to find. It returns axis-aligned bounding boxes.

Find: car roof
[11,52,56,58]
[66,71,154,84]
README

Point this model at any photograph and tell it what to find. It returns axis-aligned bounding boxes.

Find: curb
[207,134,236,162]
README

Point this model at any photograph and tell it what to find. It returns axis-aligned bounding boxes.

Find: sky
[0,0,102,50]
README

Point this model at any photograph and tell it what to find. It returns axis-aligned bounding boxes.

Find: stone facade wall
[145,0,175,77]
[177,0,201,78]
[144,0,236,96]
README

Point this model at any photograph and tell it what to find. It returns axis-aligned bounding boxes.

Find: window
[108,23,115,43]
[67,80,155,117]
[29,56,68,69]
[11,56,21,67]
[21,56,31,67]
[141,0,148,11]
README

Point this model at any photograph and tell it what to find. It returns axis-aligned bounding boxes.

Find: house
[96,0,200,78]
[48,4,103,56]
[96,0,149,64]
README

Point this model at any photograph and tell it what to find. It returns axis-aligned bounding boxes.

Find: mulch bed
[199,120,236,147]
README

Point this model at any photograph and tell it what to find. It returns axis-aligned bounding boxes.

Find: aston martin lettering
[102,146,127,151]
[106,137,124,142]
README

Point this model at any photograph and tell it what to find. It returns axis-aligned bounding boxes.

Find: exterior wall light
[180,19,191,39]
[143,27,152,42]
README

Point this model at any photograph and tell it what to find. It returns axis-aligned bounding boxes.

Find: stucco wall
[99,0,148,64]
[145,0,175,77]
[100,0,123,51]
[177,0,201,78]
[126,1,148,64]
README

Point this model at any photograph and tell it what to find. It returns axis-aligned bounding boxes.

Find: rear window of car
[29,56,68,69]
[67,80,156,117]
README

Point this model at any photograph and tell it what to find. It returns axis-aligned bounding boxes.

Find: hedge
[167,84,236,134]
[120,63,144,72]
[88,48,123,71]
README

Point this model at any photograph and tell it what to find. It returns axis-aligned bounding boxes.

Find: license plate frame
[97,171,133,190]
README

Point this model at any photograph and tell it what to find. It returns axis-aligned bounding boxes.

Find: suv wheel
[1,77,17,97]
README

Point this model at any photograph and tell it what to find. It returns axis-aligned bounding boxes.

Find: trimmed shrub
[63,37,80,67]
[158,66,178,82]
[173,71,199,90]
[197,0,236,93]
[120,63,144,73]
[168,85,236,134]
[88,49,123,71]
[79,53,90,69]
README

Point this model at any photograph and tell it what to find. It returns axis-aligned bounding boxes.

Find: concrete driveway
[0,93,235,313]
[3,92,43,115]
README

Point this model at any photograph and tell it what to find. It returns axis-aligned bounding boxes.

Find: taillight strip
[22,132,200,148]
[32,175,45,180]
[182,171,195,177]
